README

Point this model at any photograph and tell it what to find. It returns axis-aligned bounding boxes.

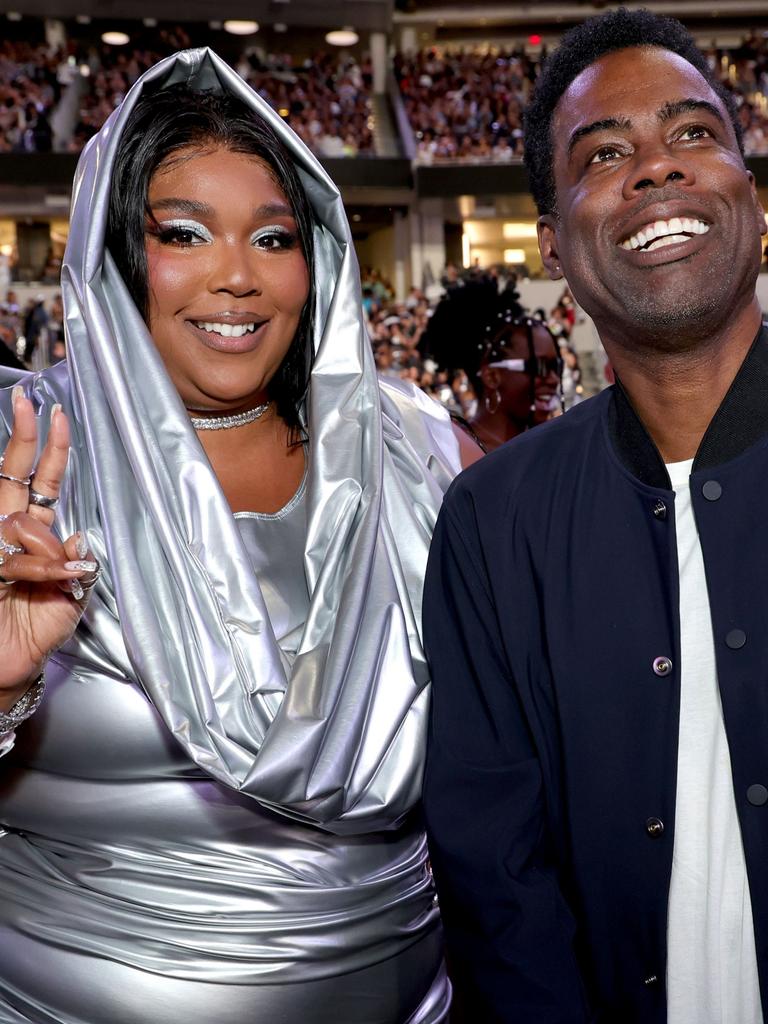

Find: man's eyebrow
[658,98,726,127]
[567,117,632,158]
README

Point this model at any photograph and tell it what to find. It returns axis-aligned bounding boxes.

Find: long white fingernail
[11,385,22,410]
[75,533,87,559]
[51,403,62,424]
[65,560,98,573]
[70,579,84,600]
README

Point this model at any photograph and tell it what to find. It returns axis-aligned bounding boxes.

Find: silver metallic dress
[0,49,459,1024]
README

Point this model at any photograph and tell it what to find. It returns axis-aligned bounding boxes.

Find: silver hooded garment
[0,49,460,1024]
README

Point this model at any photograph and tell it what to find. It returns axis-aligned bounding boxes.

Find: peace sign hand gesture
[0,386,98,708]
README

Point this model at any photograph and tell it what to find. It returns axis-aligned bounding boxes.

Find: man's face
[538,47,767,350]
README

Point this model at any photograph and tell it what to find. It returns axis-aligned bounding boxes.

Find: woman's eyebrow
[253,202,294,218]
[149,197,213,215]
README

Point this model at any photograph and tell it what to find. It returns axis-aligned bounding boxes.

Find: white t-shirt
[666,458,762,1024]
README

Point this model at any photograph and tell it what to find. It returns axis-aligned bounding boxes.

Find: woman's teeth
[194,321,260,338]
[621,217,710,252]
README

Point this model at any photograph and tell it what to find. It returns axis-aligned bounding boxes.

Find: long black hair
[106,82,316,433]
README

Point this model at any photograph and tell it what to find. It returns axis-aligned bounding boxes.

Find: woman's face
[144,145,310,413]
[484,324,561,425]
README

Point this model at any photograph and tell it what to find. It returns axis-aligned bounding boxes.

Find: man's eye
[679,124,711,141]
[588,145,621,165]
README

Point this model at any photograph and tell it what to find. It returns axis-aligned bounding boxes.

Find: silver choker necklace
[189,402,270,431]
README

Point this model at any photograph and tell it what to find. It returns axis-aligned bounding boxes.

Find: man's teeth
[621,217,710,252]
[194,321,261,338]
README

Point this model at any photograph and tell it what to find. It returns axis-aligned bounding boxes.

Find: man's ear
[747,170,768,238]
[538,215,564,280]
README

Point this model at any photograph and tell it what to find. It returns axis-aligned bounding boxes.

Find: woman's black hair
[523,8,745,218]
[106,82,315,433]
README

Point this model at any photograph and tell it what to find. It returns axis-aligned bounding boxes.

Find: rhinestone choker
[189,402,270,431]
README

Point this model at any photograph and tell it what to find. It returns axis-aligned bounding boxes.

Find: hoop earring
[484,388,500,414]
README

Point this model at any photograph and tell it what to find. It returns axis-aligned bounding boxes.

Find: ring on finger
[28,488,59,510]
[0,570,15,586]
[0,513,25,557]
[80,564,101,592]
[0,455,32,488]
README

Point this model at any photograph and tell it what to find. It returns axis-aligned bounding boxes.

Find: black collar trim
[607,325,768,489]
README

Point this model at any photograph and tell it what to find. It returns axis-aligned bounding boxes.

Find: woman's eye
[151,220,212,247]
[252,227,297,251]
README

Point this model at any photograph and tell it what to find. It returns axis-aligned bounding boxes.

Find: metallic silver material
[28,488,59,509]
[189,402,270,430]
[0,672,45,733]
[0,48,460,1022]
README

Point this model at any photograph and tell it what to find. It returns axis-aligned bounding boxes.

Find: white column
[416,199,445,289]
[370,32,387,94]
[394,211,410,299]
[400,27,417,57]
[44,19,66,49]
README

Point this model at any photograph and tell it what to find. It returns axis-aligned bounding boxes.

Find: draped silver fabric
[0,48,459,1022]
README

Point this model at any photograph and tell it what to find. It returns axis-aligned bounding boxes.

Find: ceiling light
[102,31,130,45]
[224,20,259,35]
[209,21,222,30]
[75,14,91,23]
[274,23,288,33]
[143,17,157,27]
[326,27,359,47]
[6,12,21,21]
[503,248,526,264]
[79,63,91,76]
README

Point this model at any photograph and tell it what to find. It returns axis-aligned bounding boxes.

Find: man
[423,10,768,1023]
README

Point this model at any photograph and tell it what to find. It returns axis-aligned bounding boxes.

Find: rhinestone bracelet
[0,673,45,734]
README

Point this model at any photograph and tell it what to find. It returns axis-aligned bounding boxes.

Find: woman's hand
[0,386,98,702]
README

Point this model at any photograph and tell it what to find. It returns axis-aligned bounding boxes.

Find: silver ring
[0,455,31,488]
[80,565,102,592]
[0,513,24,557]
[0,570,15,586]
[28,488,58,510]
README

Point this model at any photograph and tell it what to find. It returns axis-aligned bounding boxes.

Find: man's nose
[623,147,695,198]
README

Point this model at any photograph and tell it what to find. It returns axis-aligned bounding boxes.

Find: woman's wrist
[0,671,46,722]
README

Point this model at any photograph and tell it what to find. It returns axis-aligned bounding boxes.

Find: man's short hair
[523,8,745,217]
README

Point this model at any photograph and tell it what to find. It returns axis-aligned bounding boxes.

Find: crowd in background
[0,41,60,153]
[397,33,768,162]
[0,290,65,370]
[5,25,768,159]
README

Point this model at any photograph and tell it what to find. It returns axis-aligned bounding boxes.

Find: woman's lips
[185,319,269,354]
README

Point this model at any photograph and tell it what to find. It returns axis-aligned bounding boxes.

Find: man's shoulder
[448,388,611,509]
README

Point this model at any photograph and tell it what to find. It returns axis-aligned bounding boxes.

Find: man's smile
[619,216,710,252]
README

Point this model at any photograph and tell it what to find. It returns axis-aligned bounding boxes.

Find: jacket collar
[607,325,768,490]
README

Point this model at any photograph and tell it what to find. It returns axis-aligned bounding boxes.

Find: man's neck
[600,299,762,464]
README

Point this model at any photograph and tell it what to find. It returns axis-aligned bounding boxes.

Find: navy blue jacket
[423,328,768,1023]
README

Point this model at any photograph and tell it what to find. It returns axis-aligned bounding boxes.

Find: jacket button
[652,500,667,520]
[747,785,768,806]
[646,817,664,838]
[653,656,673,676]
[725,629,746,649]
[702,480,722,501]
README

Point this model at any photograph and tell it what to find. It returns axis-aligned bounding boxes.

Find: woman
[470,314,563,452]
[0,49,466,1023]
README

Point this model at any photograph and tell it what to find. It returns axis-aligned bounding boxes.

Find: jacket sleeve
[422,484,593,1024]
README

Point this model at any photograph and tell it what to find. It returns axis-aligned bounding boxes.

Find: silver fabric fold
[0,47,459,1020]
